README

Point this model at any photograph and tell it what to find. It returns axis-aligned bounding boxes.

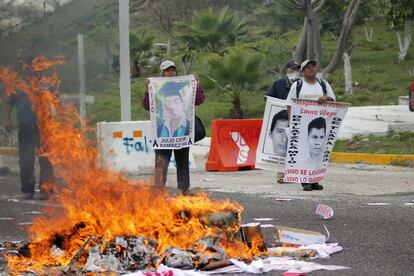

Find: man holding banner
[286,60,340,191]
[142,60,205,195]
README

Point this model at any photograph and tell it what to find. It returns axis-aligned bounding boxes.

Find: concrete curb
[330,152,414,166]
[0,147,18,155]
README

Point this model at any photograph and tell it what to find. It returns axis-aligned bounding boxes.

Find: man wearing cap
[286,59,335,191]
[142,60,205,196]
[265,61,301,100]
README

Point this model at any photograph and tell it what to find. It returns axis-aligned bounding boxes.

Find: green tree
[129,31,155,76]
[177,6,250,55]
[207,50,262,119]
[381,0,413,61]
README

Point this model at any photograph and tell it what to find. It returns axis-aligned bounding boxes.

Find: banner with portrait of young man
[255,97,288,171]
[148,75,197,150]
[284,99,350,183]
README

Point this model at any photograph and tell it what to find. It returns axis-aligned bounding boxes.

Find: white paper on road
[254,217,274,221]
[315,204,334,219]
[25,211,42,214]
[17,222,32,225]
[403,202,414,206]
[260,224,275,228]
[366,203,390,206]
[212,256,348,274]
[202,178,214,182]
[275,198,293,201]
[0,217,14,220]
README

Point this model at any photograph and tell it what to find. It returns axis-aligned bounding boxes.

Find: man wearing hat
[286,59,335,191]
[142,60,205,195]
[265,61,301,100]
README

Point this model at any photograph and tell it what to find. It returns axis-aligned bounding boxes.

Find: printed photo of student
[156,82,190,138]
[266,109,289,157]
[306,117,326,165]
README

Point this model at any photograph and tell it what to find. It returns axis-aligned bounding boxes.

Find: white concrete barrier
[97,121,196,174]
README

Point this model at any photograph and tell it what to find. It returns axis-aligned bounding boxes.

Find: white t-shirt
[286,78,336,106]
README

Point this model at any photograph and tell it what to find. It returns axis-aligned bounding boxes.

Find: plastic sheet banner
[148,75,197,149]
[284,99,350,183]
[255,97,288,171]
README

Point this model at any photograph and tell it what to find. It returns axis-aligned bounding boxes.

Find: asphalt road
[1,163,414,275]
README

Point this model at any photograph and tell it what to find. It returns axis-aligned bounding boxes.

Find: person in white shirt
[286,60,335,191]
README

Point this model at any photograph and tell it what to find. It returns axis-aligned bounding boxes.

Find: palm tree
[177,6,250,55]
[129,31,155,77]
[207,50,262,119]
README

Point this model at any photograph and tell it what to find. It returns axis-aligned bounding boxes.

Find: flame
[1,56,265,273]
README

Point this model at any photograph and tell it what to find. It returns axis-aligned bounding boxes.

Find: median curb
[330,152,414,166]
[0,147,18,155]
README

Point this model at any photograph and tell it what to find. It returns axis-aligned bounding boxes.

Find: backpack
[296,78,327,98]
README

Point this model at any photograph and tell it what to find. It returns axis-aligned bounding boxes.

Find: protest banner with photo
[255,97,288,171]
[284,99,350,183]
[148,75,197,150]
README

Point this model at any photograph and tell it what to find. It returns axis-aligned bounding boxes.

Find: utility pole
[77,34,86,124]
[119,0,131,121]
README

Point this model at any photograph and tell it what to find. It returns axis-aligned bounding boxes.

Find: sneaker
[301,183,313,191]
[276,172,285,184]
[22,192,34,199]
[312,183,324,190]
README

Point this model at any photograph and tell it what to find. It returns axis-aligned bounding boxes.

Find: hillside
[0,0,413,129]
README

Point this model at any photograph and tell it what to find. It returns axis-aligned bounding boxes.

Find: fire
[0,56,264,273]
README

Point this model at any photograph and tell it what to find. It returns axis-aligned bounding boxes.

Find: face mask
[287,72,299,81]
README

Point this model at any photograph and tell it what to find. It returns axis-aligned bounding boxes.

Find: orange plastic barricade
[206,119,262,172]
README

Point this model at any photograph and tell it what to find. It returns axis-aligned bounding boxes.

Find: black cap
[285,61,301,70]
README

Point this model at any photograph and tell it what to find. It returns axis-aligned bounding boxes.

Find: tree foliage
[0,0,42,37]
[207,50,262,119]
[129,30,155,63]
[177,6,250,55]
[146,0,205,36]
[381,0,414,29]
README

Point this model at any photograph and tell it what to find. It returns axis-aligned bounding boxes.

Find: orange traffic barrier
[206,119,262,172]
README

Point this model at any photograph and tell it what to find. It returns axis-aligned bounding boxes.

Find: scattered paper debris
[17,222,32,226]
[275,198,293,201]
[202,179,214,182]
[260,224,274,228]
[7,199,19,202]
[25,211,42,215]
[254,218,274,221]
[323,225,331,241]
[241,222,260,227]
[0,218,14,220]
[403,203,414,206]
[366,203,390,206]
[315,204,334,220]
[226,257,348,274]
